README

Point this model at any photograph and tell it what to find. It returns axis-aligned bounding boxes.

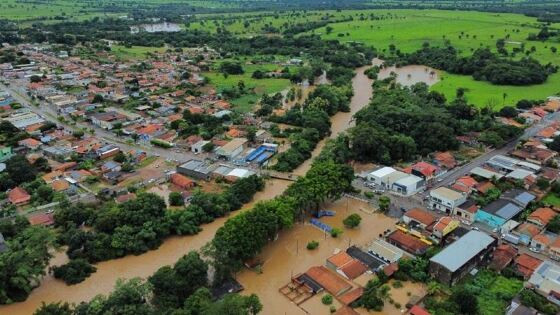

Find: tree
[246,126,257,143]
[343,213,362,228]
[498,106,518,118]
[379,196,390,212]
[72,130,84,139]
[169,191,185,206]
[34,302,73,315]
[549,135,560,152]
[202,142,215,152]
[52,258,97,285]
[113,151,127,163]
[547,215,560,233]
[92,94,104,103]
[6,154,37,187]
[452,288,478,315]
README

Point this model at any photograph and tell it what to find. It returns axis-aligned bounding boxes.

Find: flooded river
[2,59,435,314]
[1,179,291,315]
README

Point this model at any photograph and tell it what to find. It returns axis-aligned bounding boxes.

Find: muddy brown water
[3,60,434,314]
[1,179,291,315]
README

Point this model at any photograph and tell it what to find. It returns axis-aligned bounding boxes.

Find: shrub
[322,294,333,305]
[306,240,319,250]
[395,303,402,309]
[53,259,97,285]
[392,280,403,288]
[330,228,343,238]
[343,213,362,228]
[329,306,336,313]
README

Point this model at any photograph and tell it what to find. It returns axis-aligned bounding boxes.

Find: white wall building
[430,187,467,214]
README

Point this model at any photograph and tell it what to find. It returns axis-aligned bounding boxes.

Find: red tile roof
[411,161,439,177]
[515,253,543,278]
[516,223,542,238]
[116,193,136,203]
[339,259,367,280]
[51,179,70,192]
[387,230,429,255]
[528,207,557,226]
[8,187,31,205]
[170,173,195,189]
[305,266,352,296]
[489,244,517,271]
[409,305,431,315]
[404,208,436,226]
[338,287,363,305]
[327,252,354,268]
[334,306,359,315]
[29,213,54,226]
[54,161,77,172]
[475,181,495,194]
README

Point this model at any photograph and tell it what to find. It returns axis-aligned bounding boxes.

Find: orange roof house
[403,208,436,227]
[54,161,77,172]
[544,99,560,112]
[304,266,352,297]
[475,181,495,194]
[51,179,70,192]
[29,213,54,226]
[433,151,457,169]
[338,287,364,305]
[537,126,557,139]
[8,187,31,205]
[386,230,429,255]
[489,244,517,272]
[334,306,360,315]
[170,173,195,189]
[514,253,543,279]
[515,223,542,239]
[327,252,354,269]
[452,176,478,194]
[18,138,42,150]
[339,260,368,280]
[528,207,557,227]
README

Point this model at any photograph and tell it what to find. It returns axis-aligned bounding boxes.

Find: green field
[111,45,168,60]
[191,9,560,108]
[543,192,560,207]
[203,62,293,112]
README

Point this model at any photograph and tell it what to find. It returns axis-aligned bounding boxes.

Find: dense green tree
[343,213,362,228]
[169,191,185,206]
[52,259,97,285]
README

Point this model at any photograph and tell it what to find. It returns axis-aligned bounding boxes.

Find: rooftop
[369,166,396,178]
[482,199,522,220]
[304,266,352,296]
[430,230,494,272]
[430,187,464,201]
[404,208,436,226]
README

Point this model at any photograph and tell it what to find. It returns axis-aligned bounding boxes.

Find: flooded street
[236,197,403,315]
[1,179,291,315]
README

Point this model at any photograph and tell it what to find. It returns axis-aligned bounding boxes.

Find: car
[471,226,480,231]
[529,247,540,253]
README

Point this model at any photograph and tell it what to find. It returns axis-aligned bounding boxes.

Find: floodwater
[236,197,400,315]
[1,179,291,315]
[130,22,181,34]
[377,61,440,87]
[293,63,374,176]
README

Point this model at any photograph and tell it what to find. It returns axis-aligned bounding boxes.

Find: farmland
[190,9,560,108]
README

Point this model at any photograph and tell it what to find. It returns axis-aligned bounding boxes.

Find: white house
[191,140,209,154]
[429,187,467,214]
[367,167,408,189]
[392,175,424,196]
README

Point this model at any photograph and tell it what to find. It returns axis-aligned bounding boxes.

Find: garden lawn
[465,270,523,315]
[111,45,168,60]
[543,192,560,207]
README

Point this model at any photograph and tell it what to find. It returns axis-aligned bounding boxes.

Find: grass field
[190,9,560,108]
[203,62,293,112]
[543,192,560,207]
[111,45,168,60]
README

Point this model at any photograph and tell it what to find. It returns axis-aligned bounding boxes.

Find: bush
[306,240,319,250]
[169,192,184,206]
[364,191,374,199]
[329,306,336,313]
[392,280,403,288]
[394,303,401,309]
[343,213,362,228]
[322,294,333,305]
[53,259,97,285]
[330,228,343,238]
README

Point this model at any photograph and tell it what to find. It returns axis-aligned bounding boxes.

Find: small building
[392,174,424,196]
[18,138,42,150]
[215,138,247,160]
[513,223,542,245]
[402,208,436,230]
[367,167,399,188]
[191,140,210,154]
[454,199,479,223]
[177,159,215,180]
[475,199,522,229]
[429,187,466,214]
[303,266,352,297]
[90,111,127,130]
[346,245,387,271]
[527,207,557,227]
[514,253,543,279]
[365,239,404,264]
[101,161,121,173]
[170,173,195,189]
[431,217,459,240]
[326,252,368,280]
[528,260,560,306]
[8,187,31,205]
[29,213,54,226]
[407,161,440,183]
[42,146,73,161]
[488,244,517,272]
[429,230,496,285]
[386,230,429,256]
[96,144,120,159]
[549,238,560,261]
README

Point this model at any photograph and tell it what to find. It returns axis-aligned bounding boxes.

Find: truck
[502,233,520,245]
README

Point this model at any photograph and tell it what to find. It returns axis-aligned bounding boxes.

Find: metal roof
[430,230,495,272]
[482,199,521,220]
[368,166,396,178]
[470,167,504,179]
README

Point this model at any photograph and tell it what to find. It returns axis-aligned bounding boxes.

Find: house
[334,306,360,315]
[475,181,496,194]
[505,299,538,315]
[475,199,522,229]
[365,240,404,264]
[429,187,466,214]
[451,176,477,194]
[549,238,560,261]
[29,213,54,226]
[54,161,77,172]
[402,208,436,230]
[433,151,457,170]
[18,138,42,150]
[409,305,432,315]
[429,230,496,285]
[42,146,73,161]
[326,252,368,280]
[51,179,71,193]
[530,233,554,252]
[96,144,120,159]
[191,140,210,154]
[5,111,45,129]
[303,266,352,297]
[407,161,440,183]
[513,223,542,245]
[454,199,479,223]
[170,173,195,189]
[527,207,557,227]
[514,253,543,279]
[346,245,388,271]
[431,217,459,239]
[8,187,31,205]
[90,111,127,130]
[528,261,560,306]
[502,189,536,208]
[338,288,364,306]
[101,161,121,173]
[177,159,215,180]
[215,138,247,160]
[116,192,136,204]
[488,244,517,272]
[103,171,123,184]
[386,230,430,255]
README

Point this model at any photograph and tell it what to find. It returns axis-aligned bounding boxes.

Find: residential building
[346,245,387,271]
[514,253,543,279]
[531,233,554,252]
[326,252,368,280]
[191,140,210,154]
[475,199,522,229]
[170,173,195,189]
[429,187,466,214]
[392,174,424,196]
[550,238,560,261]
[402,208,436,230]
[215,138,247,160]
[451,176,477,194]
[42,146,73,161]
[407,161,440,183]
[432,217,459,240]
[8,187,31,205]
[386,230,429,255]
[454,199,479,223]
[365,239,404,264]
[4,110,45,129]
[29,213,54,226]
[513,223,542,245]
[18,138,42,150]
[429,230,496,285]
[527,207,557,227]
[489,244,517,272]
[90,111,127,130]
[302,266,352,297]
[528,261,560,306]
[101,161,121,173]
[177,159,215,180]
[96,144,120,159]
